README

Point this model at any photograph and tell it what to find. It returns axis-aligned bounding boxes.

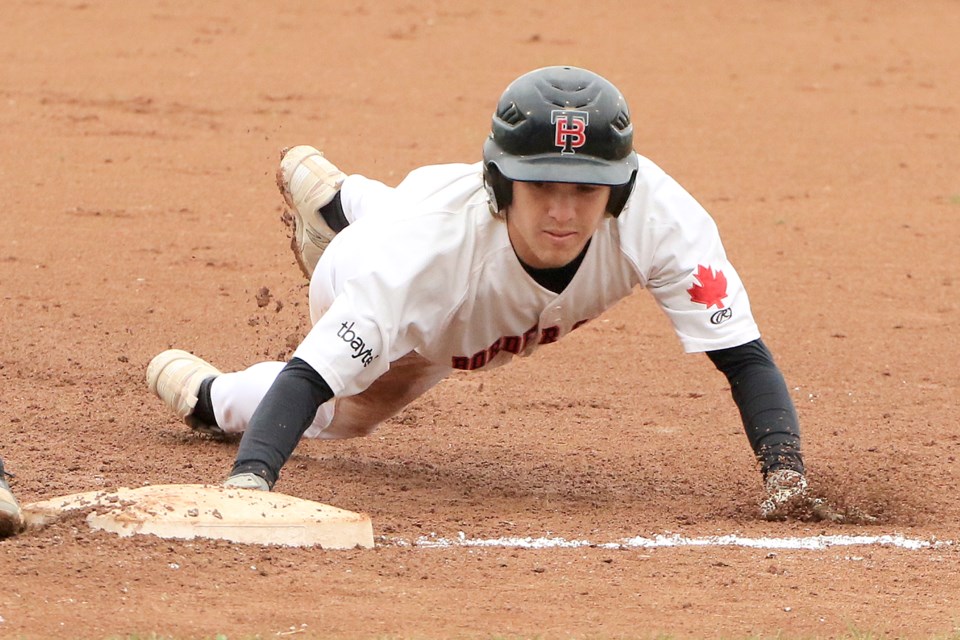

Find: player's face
[506,181,610,269]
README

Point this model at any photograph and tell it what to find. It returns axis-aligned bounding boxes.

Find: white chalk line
[388,532,952,551]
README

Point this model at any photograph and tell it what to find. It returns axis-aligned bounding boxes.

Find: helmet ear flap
[486,162,634,217]
[606,170,637,217]
[483,163,513,215]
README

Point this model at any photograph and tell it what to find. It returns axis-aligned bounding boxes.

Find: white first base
[22,484,374,549]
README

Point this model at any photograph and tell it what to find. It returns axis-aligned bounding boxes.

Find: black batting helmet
[483,65,639,216]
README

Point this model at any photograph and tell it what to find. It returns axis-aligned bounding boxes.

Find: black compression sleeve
[230,357,335,487]
[707,338,804,477]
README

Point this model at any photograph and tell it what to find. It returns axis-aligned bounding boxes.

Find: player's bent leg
[277,145,346,280]
[189,352,449,440]
[146,349,225,438]
[209,361,289,434]
[311,352,450,440]
[338,174,404,221]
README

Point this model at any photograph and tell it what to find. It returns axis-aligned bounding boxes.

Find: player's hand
[759,469,878,524]
[223,472,271,491]
[759,469,808,520]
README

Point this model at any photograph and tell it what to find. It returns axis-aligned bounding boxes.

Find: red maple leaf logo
[687,265,728,309]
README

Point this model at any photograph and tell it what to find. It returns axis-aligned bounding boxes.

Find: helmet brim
[490,150,638,187]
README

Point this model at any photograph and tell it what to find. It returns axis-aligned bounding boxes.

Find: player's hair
[482,65,639,218]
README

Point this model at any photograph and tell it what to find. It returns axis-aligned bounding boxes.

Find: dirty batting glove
[223,472,271,491]
[759,469,808,520]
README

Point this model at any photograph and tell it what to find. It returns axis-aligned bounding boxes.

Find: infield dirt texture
[1,2,959,638]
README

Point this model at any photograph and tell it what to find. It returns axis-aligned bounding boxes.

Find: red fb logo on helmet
[552,110,589,154]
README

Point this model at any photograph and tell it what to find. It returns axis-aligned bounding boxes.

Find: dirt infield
[2,1,959,638]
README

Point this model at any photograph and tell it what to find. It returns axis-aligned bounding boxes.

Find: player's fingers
[760,470,809,520]
[809,498,846,523]
[759,497,780,520]
[809,498,879,525]
[759,491,807,520]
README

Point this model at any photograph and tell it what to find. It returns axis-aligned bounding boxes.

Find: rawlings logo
[710,308,733,325]
[551,110,589,154]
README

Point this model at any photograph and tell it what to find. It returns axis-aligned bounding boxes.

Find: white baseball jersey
[294,156,760,398]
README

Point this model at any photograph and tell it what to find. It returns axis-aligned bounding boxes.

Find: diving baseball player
[148,65,810,519]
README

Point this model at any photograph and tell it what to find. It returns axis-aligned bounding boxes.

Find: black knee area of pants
[192,376,218,427]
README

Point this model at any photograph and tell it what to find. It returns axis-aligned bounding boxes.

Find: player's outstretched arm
[706,338,807,519]
[227,358,335,490]
[707,341,878,524]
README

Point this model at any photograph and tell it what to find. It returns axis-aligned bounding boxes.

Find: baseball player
[148,65,810,519]
[0,456,23,538]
